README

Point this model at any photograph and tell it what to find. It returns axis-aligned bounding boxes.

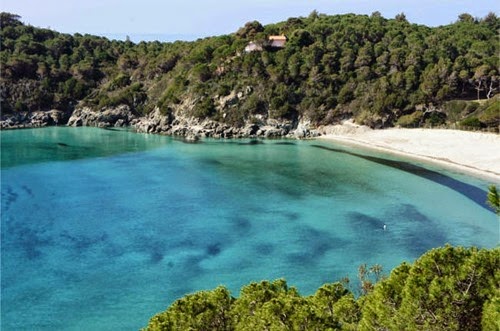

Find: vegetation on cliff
[1,11,498,130]
[143,246,499,330]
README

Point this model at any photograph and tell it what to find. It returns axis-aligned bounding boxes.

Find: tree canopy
[1,11,498,130]
[143,246,499,330]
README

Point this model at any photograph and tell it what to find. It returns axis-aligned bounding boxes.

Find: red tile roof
[269,35,287,41]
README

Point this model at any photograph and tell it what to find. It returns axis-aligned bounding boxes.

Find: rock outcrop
[67,105,136,128]
[1,102,320,139]
[0,109,70,129]
[132,107,319,139]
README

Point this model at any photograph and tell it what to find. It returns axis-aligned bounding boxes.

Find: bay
[1,127,498,330]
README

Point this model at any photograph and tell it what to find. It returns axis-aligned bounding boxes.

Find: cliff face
[131,85,318,138]
[67,105,136,128]
[0,101,318,139]
[133,107,317,139]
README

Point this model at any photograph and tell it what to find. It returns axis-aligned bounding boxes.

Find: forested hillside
[143,246,499,330]
[1,11,498,132]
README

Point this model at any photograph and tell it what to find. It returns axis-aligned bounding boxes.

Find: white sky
[1,0,497,40]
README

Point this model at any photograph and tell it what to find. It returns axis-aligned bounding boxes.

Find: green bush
[269,103,294,119]
[240,93,266,115]
[464,101,479,114]
[144,246,500,331]
[478,99,500,128]
[396,110,423,127]
[14,100,29,112]
[443,100,467,122]
[192,97,216,119]
[108,73,130,91]
[191,63,212,82]
[425,111,446,127]
[144,287,234,331]
[459,116,482,129]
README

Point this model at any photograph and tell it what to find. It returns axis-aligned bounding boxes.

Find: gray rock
[68,105,136,128]
[293,129,306,139]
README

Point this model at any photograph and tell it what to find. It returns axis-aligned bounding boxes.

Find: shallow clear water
[1,127,498,330]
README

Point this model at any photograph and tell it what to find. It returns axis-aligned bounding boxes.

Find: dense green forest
[143,246,499,330]
[1,11,498,130]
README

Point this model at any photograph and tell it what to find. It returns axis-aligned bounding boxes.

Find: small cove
[1,127,498,330]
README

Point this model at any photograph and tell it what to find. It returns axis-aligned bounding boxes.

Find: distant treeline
[1,11,498,129]
[143,246,499,330]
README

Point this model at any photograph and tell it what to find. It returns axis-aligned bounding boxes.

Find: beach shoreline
[317,122,500,183]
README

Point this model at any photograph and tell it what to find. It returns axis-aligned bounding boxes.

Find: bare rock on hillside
[67,105,136,127]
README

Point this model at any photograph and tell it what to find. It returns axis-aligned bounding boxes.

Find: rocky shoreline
[0,105,320,139]
[0,109,71,129]
[132,107,319,139]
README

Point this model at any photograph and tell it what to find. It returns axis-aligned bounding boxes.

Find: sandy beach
[317,121,500,182]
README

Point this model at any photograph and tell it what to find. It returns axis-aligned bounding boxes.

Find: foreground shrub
[144,246,499,331]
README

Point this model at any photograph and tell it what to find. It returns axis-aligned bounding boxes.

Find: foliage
[145,286,234,331]
[396,110,423,127]
[459,117,482,129]
[481,295,500,330]
[443,97,499,131]
[477,98,500,129]
[192,97,216,119]
[360,245,499,330]
[1,11,498,129]
[486,185,500,215]
[144,246,499,330]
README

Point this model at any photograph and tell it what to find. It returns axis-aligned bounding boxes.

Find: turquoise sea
[1,127,498,330]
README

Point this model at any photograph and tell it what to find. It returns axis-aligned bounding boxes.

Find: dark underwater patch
[129,232,170,265]
[237,140,263,145]
[206,243,222,256]
[230,216,252,233]
[149,248,164,264]
[347,212,385,231]
[405,230,448,257]
[183,255,205,271]
[286,226,339,265]
[21,185,34,197]
[255,172,305,199]
[102,243,126,258]
[311,144,490,211]
[200,158,223,166]
[392,204,448,256]
[16,227,53,260]
[274,141,296,145]
[102,127,124,132]
[284,211,300,221]
[60,232,109,251]
[254,243,275,255]
[397,204,433,224]
[1,186,18,211]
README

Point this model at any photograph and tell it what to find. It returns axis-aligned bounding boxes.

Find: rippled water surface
[1,127,498,330]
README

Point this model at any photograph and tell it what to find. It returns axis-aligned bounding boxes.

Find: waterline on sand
[318,123,500,181]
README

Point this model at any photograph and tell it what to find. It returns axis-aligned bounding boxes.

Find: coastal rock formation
[0,109,70,129]
[67,105,136,128]
[127,84,319,139]
[132,107,319,139]
[0,102,319,139]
